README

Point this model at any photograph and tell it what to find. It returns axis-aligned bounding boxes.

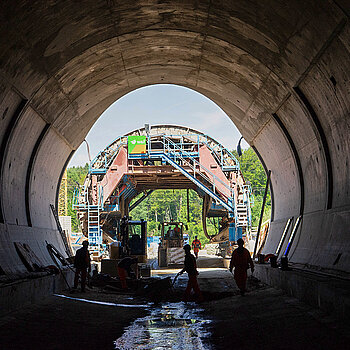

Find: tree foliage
[234,148,271,225]
[66,164,89,231]
[130,189,215,245]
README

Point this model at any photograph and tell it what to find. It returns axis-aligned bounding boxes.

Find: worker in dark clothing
[74,240,91,292]
[191,236,202,258]
[179,244,203,301]
[117,257,138,289]
[229,238,254,295]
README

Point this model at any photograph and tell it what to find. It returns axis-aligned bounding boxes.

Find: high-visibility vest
[192,239,201,249]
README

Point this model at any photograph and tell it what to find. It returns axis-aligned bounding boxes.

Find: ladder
[236,203,248,226]
[87,185,103,254]
[88,205,101,245]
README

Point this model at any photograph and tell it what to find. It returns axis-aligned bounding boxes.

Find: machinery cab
[161,221,185,247]
[127,220,147,263]
[158,221,188,267]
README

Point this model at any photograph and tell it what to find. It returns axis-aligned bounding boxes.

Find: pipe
[275,217,293,258]
[253,170,271,259]
[284,215,302,257]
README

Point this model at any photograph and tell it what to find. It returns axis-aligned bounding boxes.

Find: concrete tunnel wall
[0,1,349,278]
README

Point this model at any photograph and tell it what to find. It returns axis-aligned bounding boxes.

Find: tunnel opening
[0,2,349,347]
[57,85,272,267]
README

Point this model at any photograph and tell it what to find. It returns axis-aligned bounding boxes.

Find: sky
[69,84,249,167]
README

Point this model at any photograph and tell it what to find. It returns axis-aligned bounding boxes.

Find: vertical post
[187,189,190,222]
[253,170,271,259]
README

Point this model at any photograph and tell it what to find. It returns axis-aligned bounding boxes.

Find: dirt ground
[0,257,349,350]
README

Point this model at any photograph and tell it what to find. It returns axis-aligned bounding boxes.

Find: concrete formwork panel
[278,96,327,213]
[2,108,46,226]
[300,38,350,209]
[253,118,300,220]
[29,129,72,229]
[0,222,67,276]
[307,209,350,272]
[0,88,24,142]
[262,218,290,257]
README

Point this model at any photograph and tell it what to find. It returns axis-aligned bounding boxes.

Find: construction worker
[229,238,254,295]
[166,226,172,239]
[191,235,201,258]
[73,240,91,292]
[174,224,181,238]
[179,244,203,302]
[117,257,138,289]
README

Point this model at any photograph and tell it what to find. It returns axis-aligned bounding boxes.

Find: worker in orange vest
[191,235,201,258]
[229,238,254,295]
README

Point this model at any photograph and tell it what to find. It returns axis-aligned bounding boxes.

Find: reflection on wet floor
[54,294,150,308]
[114,302,212,349]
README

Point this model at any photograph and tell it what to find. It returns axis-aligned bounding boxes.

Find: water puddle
[114,302,212,349]
[54,294,150,308]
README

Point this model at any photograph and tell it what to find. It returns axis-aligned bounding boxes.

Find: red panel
[100,147,128,203]
[198,145,231,199]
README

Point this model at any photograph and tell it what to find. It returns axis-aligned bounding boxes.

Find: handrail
[90,136,127,171]
[158,135,234,197]
[89,132,239,173]
[161,153,235,212]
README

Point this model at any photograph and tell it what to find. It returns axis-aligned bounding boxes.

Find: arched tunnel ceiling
[0,0,345,146]
[0,1,349,276]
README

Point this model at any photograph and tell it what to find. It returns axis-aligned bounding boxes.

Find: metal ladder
[236,203,248,226]
[87,185,103,254]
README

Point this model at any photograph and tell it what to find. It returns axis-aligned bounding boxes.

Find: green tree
[233,148,271,226]
[66,164,89,231]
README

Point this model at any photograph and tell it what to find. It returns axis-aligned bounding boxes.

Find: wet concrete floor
[0,262,349,349]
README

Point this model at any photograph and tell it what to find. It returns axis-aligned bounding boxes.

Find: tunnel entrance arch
[0,1,348,289]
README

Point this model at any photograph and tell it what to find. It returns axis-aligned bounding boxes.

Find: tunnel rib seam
[272,113,305,217]
[25,123,51,227]
[293,87,333,210]
[250,19,346,150]
[106,0,130,88]
[0,98,28,224]
[332,1,350,18]
[294,18,347,87]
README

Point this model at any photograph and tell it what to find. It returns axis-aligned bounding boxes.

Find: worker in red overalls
[179,244,203,302]
[229,238,254,295]
[118,257,138,289]
[191,235,201,258]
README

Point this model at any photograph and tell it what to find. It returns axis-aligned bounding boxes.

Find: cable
[83,139,91,163]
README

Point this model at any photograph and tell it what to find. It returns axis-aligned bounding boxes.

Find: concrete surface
[0,269,349,350]
[0,269,74,317]
[0,1,349,316]
[254,263,350,319]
